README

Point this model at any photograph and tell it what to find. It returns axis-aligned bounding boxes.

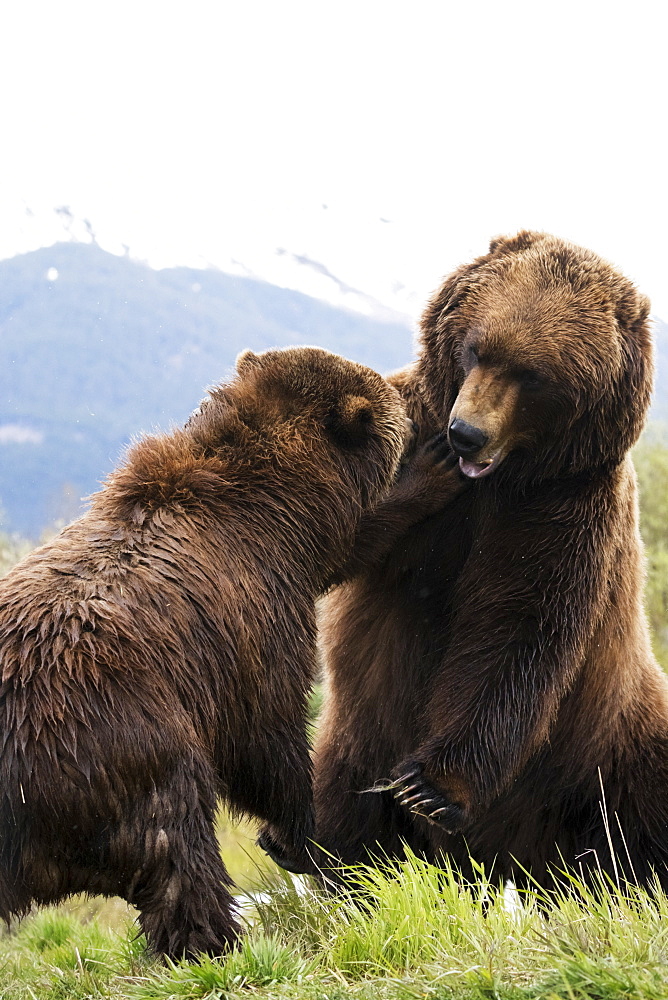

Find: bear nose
[448,418,489,457]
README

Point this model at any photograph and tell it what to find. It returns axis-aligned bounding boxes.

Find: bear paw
[257,828,317,876]
[410,431,459,477]
[390,762,466,833]
[395,432,468,510]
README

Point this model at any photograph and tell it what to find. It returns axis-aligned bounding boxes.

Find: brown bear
[310,231,668,893]
[0,345,465,959]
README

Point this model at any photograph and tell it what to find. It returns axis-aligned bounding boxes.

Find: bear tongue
[459,457,496,479]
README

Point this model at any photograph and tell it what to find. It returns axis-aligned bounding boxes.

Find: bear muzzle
[448,417,506,478]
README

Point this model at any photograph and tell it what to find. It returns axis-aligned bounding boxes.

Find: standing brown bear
[0,345,464,959]
[310,231,668,891]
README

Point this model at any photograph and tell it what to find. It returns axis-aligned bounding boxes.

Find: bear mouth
[459,450,504,479]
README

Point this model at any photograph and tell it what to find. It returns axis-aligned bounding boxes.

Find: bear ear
[615,286,651,334]
[235,349,263,375]
[488,230,544,256]
[323,394,374,447]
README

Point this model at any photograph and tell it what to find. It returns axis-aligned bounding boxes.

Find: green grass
[214,808,277,890]
[3,513,668,998]
[0,907,144,999]
[0,809,276,998]
[4,852,668,1000]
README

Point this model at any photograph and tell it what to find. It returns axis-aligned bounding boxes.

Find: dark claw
[426,804,465,833]
[425,433,450,457]
[257,829,314,876]
[425,430,448,451]
[398,800,422,810]
[401,785,422,802]
[392,767,422,787]
[410,797,437,812]
[420,432,460,471]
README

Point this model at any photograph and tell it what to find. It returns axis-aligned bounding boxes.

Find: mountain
[1,202,436,321]
[0,243,416,537]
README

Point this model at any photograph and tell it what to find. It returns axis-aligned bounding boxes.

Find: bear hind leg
[101,757,241,959]
[130,820,240,959]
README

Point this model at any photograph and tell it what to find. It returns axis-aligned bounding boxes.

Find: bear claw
[257,829,315,876]
[391,764,465,833]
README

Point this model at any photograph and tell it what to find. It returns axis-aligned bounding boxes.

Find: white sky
[0,0,666,319]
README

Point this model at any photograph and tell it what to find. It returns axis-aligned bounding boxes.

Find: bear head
[417,231,653,483]
[189,345,410,510]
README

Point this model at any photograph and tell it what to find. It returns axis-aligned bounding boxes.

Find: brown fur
[0,345,413,957]
[311,232,668,891]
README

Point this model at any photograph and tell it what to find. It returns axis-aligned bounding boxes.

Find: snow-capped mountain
[0,202,437,324]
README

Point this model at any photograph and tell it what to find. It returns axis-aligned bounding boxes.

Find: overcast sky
[0,0,666,319]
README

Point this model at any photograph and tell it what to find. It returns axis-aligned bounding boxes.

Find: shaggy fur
[310,232,668,891]
[0,346,415,958]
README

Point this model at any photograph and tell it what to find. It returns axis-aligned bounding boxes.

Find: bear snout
[448,418,489,457]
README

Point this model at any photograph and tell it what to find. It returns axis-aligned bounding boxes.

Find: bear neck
[480,448,632,507]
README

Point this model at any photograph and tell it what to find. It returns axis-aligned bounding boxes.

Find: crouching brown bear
[0,345,465,958]
[310,231,668,892]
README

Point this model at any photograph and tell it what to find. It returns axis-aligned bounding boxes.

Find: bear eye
[519,369,542,390]
[467,344,479,363]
